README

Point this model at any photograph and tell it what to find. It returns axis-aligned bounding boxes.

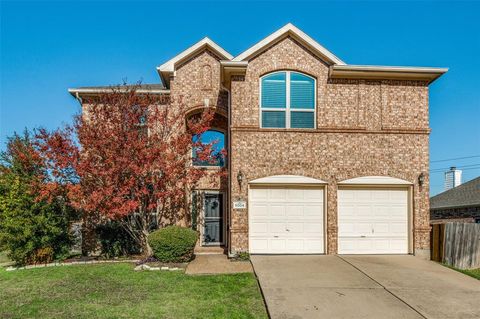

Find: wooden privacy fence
[431,222,480,269]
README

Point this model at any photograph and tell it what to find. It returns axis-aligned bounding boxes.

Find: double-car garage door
[249,184,409,255]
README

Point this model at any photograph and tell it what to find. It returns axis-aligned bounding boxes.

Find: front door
[203,193,223,245]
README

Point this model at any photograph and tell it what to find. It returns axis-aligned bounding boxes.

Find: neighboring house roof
[233,23,346,65]
[68,84,169,97]
[430,176,480,210]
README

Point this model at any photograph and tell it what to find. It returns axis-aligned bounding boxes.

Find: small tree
[37,85,218,255]
[0,130,75,265]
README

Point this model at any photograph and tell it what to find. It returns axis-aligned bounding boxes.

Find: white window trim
[259,71,317,129]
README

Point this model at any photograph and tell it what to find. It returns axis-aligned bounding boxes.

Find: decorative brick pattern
[171,49,228,114]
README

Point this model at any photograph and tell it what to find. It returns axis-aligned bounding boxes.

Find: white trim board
[233,23,345,65]
[338,176,413,185]
[157,37,233,73]
[249,175,327,185]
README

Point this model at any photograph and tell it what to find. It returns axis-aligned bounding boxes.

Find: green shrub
[27,247,54,264]
[148,226,198,262]
[0,131,77,266]
[96,220,140,258]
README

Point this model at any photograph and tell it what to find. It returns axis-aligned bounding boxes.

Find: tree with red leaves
[36,86,218,255]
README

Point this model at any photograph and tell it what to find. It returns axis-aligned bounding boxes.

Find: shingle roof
[430,176,480,209]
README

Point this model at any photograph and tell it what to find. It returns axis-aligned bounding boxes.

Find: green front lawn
[0,263,268,319]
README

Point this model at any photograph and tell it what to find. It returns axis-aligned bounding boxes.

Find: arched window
[260,71,315,129]
[192,130,225,167]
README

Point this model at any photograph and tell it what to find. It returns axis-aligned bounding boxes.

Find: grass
[0,263,268,319]
[450,267,480,280]
[442,262,480,280]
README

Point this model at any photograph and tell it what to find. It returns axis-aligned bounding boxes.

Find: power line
[430,166,480,173]
[430,163,480,172]
[431,155,480,163]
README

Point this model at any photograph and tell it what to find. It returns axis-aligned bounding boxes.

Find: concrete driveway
[251,255,480,319]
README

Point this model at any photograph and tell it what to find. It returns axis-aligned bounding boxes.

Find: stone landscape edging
[5,259,185,272]
[5,259,140,271]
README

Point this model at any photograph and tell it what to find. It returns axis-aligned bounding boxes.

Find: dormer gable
[157,37,233,87]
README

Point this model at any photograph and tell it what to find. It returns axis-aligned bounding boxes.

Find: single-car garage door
[249,187,324,254]
[338,188,409,254]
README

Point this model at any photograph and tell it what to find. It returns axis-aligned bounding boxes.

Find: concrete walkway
[185,254,253,275]
[251,255,480,319]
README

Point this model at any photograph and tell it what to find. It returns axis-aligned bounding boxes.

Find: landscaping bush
[96,220,140,258]
[0,131,77,265]
[148,226,198,262]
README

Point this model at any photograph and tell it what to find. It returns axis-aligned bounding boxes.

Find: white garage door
[338,188,409,254]
[249,187,324,254]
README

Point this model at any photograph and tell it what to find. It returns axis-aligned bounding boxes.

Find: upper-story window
[260,71,316,129]
[192,129,225,167]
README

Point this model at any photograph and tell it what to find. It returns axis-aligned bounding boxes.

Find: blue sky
[1,1,479,195]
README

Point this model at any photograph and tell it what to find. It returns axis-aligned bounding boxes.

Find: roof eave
[330,65,448,84]
[232,23,346,65]
[156,37,233,87]
[68,88,171,97]
[430,203,480,210]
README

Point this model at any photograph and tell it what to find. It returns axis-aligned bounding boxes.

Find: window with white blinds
[260,71,315,128]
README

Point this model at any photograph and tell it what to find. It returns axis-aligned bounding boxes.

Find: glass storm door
[203,193,223,245]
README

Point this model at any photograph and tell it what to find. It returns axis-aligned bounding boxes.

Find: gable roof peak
[156,36,233,86]
[157,37,233,73]
[233,23,346,65]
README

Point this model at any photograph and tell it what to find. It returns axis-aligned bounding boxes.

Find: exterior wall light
[237,170,244,185]
[418,172,425,187]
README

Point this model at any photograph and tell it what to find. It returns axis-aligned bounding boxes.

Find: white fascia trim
[338,176,413,185]
[233,23,346,65]
[249,175,327,185]
[332,64,449,74]
[68,88,170,95]
[220,60,248,67]
[157,37,233,73]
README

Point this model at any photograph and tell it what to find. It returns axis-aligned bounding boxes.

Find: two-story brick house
[70,23,447,258]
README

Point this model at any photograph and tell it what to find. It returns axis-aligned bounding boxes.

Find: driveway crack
[336,256,427,319]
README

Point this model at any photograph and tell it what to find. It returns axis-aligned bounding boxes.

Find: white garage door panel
[249,187,324,254]
[338,188,408,254]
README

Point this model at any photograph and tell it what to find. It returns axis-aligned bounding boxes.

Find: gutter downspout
[75,92,83,105]
[222,84,234,258]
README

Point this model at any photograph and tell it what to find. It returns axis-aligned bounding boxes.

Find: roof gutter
[330,65,448,84]
[68,88,171,97]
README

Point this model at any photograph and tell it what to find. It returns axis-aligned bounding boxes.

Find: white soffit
[249,175,327,185]
[233,23,345,65]
[157,37,233,73]
[338,176,413,185]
